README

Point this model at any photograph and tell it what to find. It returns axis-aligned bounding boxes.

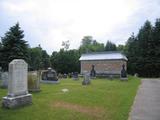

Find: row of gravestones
[0,59,90,109]
[0,69,79,89]
[0,63,128,89]
[0,59,128,109]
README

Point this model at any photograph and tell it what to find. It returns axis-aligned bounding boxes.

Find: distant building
[79,51,128,76]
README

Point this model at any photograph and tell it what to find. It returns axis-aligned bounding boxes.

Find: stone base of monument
[120,77,128,81]
[2,94,32,109]
[40,80,59,84]
[82,80,91,85]
[29,88,41,92]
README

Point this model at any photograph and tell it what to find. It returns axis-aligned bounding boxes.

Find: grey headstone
[2,59,32,109]
[63,73,67,78]
[41,67,59,83]
[82,72,91,85]
[72,72,79,80]
[1,72,9,88]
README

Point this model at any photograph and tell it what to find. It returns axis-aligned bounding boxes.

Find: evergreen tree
[105,41,117,51]
[126,20,160,77]
[126,33,138,75]
[41,50,50,69]
[1,23,28,70]
[152,19,160,77]
[136,20,153,77]
[0,42,2,68]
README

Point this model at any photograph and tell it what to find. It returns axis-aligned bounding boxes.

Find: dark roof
[79,51,127,61]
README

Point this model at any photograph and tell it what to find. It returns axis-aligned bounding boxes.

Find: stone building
[79,51,128,76]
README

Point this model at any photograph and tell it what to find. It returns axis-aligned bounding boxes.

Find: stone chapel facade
[79,51,127,76]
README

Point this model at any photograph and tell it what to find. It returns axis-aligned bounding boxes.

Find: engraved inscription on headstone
[8,59,28,97]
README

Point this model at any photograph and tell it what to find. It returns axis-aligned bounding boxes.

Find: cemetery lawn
[0,76,140,120]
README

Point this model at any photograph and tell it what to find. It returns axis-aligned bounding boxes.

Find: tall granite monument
[2,59,32,108]
[120,64,128,81]
[90,65,96,78]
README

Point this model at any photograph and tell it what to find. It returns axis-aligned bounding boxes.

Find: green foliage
[0,77,140,120]
[105,40,117,51]
[28,45,50,71]
[62,40,70,50]
[79,36,105,53]
[126,20,160,77]
[0,23,29,71]
[117,44,125,51]
[41,50,51,69]
[50,49,80,73]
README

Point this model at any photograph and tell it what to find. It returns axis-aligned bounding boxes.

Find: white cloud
[1,0,160,54]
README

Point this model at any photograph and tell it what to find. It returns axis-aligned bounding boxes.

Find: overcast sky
[0,0,160,54]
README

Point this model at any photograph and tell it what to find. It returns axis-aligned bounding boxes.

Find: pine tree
[105,41,117,51]
[136,20,153,77]
[152,19,160,77]
[1,23,28,70]
[126,33,138,75]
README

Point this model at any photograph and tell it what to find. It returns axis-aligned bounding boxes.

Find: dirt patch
[52,101,106,119]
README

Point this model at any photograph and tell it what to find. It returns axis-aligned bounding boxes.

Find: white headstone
[2,59,32,108]
[8,59,28,97]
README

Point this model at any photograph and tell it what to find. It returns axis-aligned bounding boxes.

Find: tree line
[0,19,160,77]
[0,23,118,73]
[126,19,160,77]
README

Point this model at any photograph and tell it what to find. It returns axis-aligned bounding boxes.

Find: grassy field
[0,76,140,120]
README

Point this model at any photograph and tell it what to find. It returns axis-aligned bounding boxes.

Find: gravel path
[129,79,160,120]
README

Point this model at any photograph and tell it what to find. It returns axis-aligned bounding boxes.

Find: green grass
[0,76,140,120]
